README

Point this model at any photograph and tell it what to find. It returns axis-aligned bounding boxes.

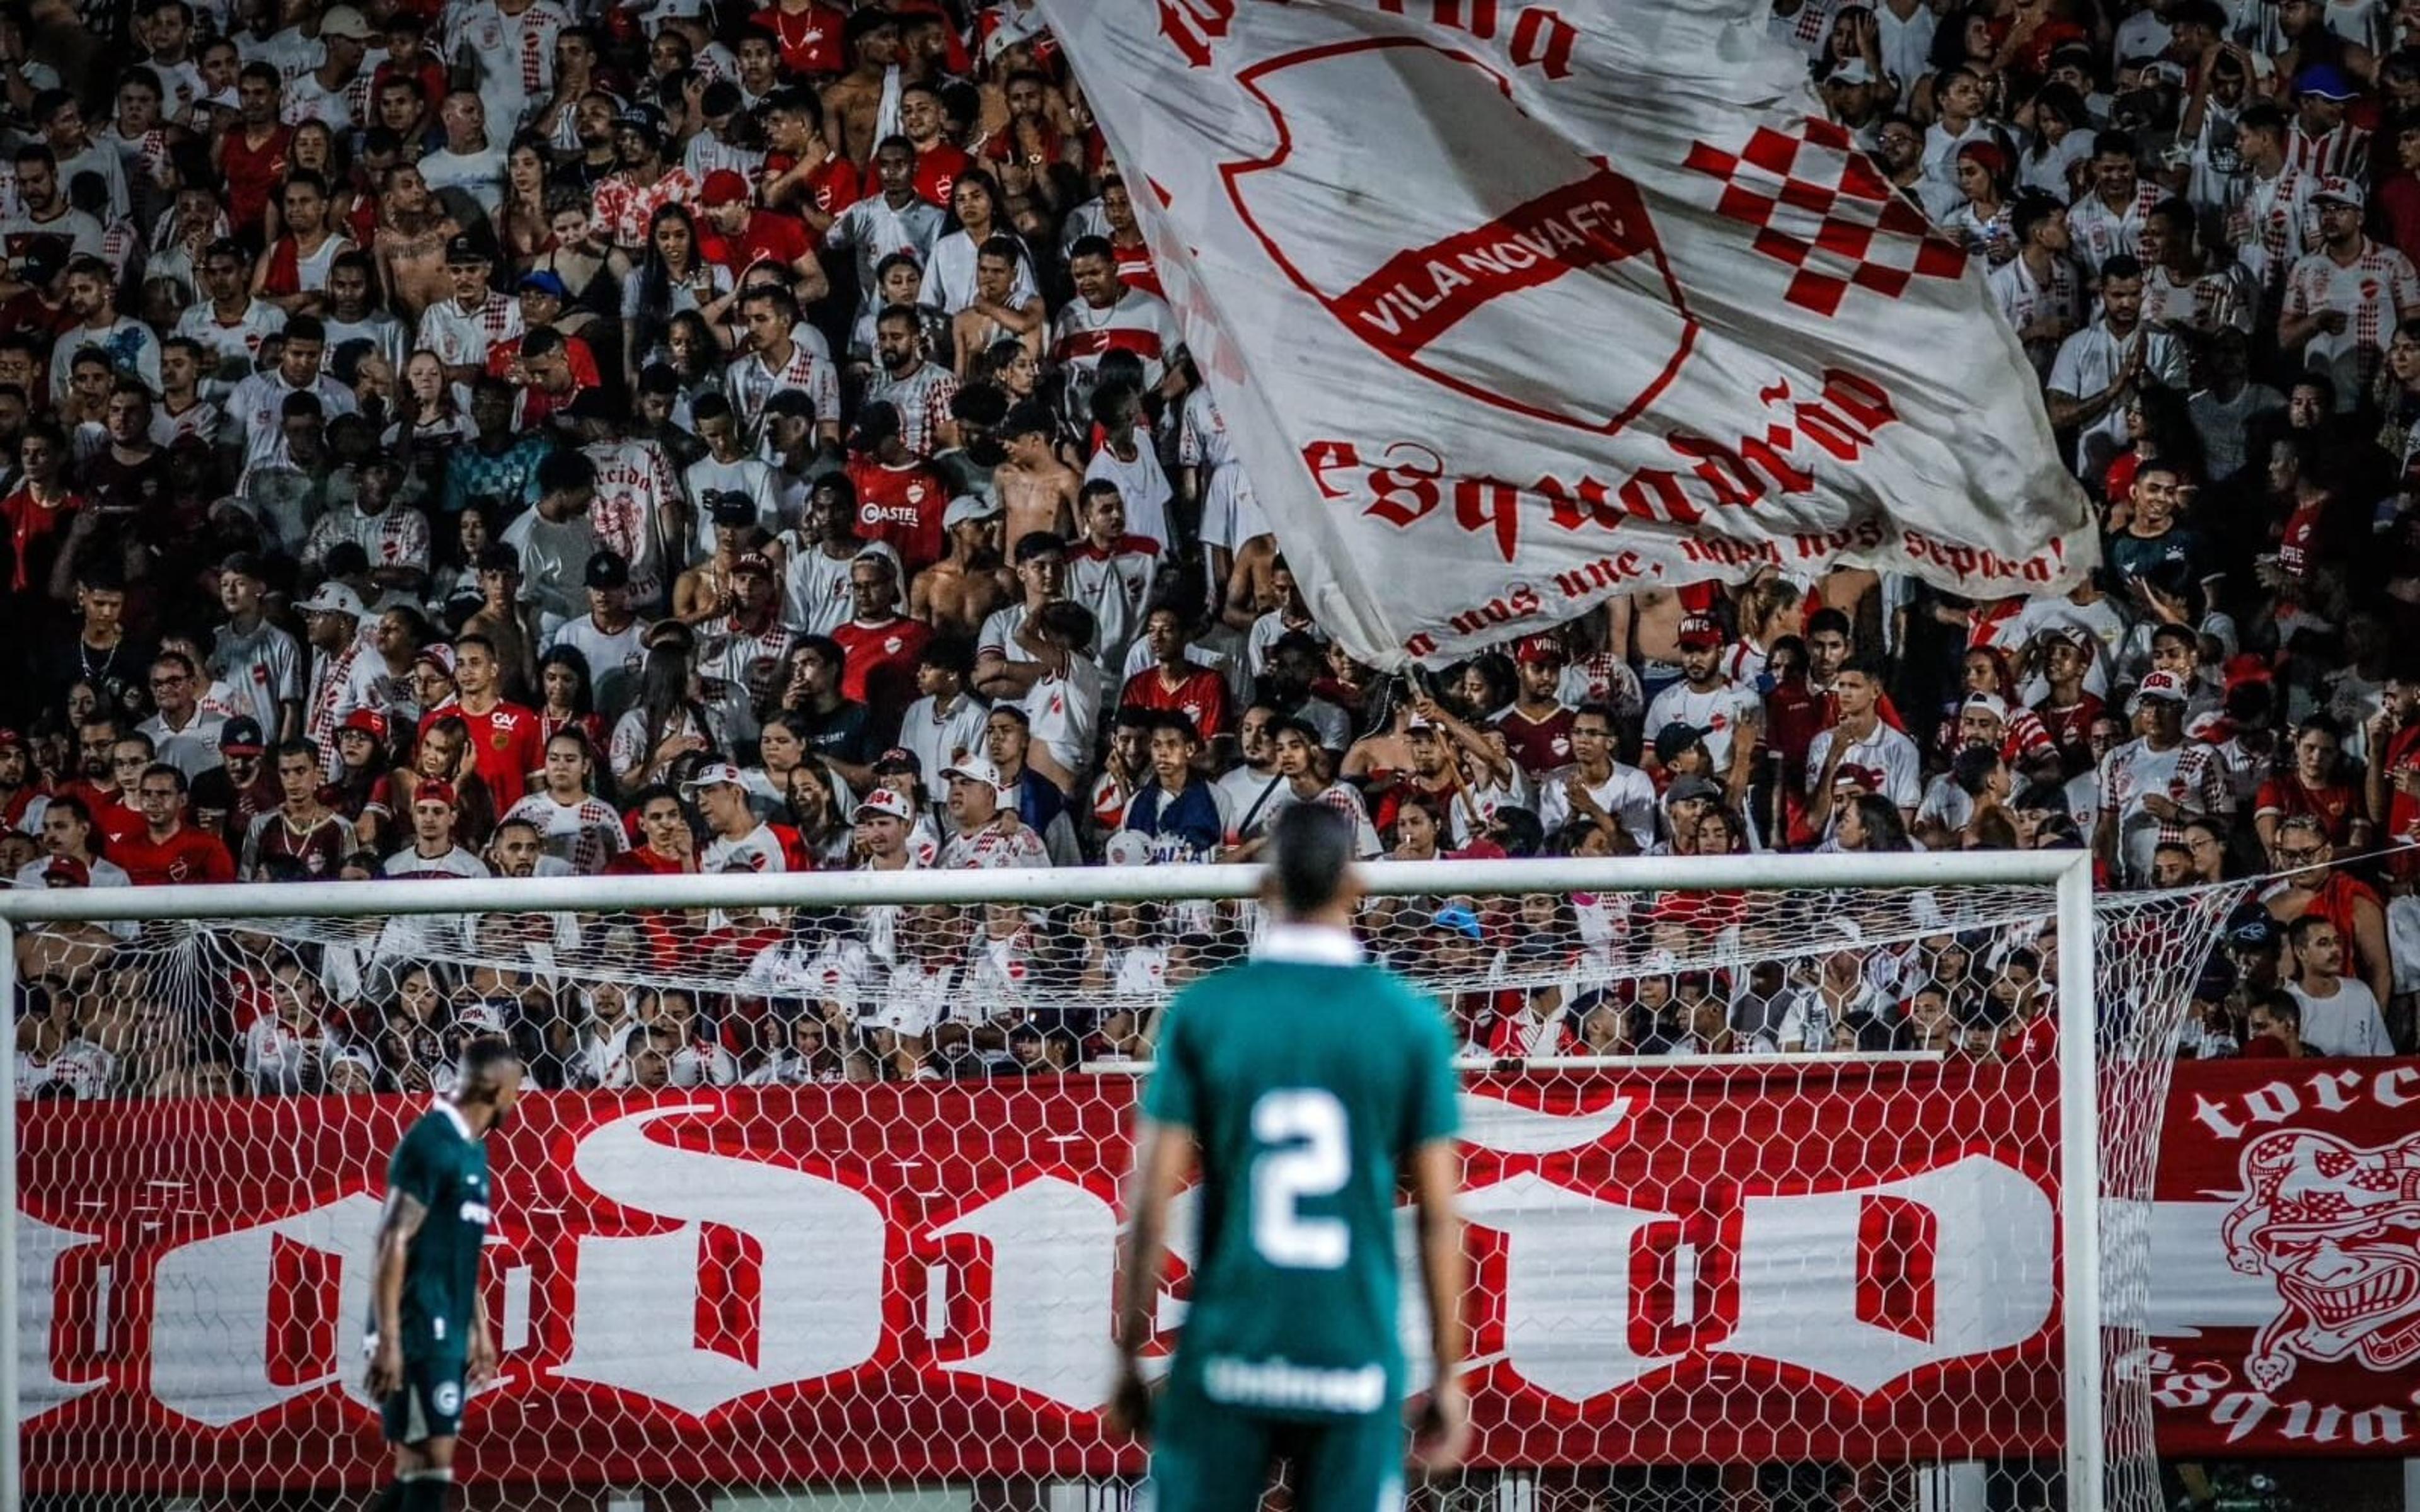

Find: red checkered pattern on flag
[1683,121,1967,317]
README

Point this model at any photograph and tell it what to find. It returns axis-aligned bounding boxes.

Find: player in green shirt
[364,1036,524,1512]
[1110,803,1470,1512]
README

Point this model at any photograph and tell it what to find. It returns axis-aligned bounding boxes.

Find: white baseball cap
[853,787,914,823]
[681,762,748,795]
[942,755,1012,795]
[297,582,369,619]
[943,495,1001,529]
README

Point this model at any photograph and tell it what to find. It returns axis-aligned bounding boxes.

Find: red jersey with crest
[830,615,932,738]
[219,125,293,232]
[2254,776,2363,845]
[1121,663,1231,742]
[424,701,544,810]
[846,459,950,573]
[1494,703,1576,774]
[116,825,237,886]
[752,0,847,72]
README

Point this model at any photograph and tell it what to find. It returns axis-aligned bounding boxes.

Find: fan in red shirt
[1122,605,1231,742]
[2255,715,2369,850]
[846,403,951,573]
[2369,670,2420,874]
[1,423,81,595]
[1100,178,1163,299]
[899,81,971,207]
[117,762,237,885]
[0,730,46,831]
[751,0,847,74]
[696,170,816,280]
[2029,629,2104,760]
[829,553,933,742]
[418,636,544,810]
[604,786,701,968]
[759,88,861,224]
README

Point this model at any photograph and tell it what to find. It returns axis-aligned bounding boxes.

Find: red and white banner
[13,1061,2418,1492]
[2143,1059,2420,1457]
[1034,0,2095,667]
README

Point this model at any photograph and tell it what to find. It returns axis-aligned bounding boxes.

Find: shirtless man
[1221,531,1280,630]
[992,399,1078,561]
[676,503,764,626]
[461,547,537,699]
[1610,586,1689,706]
[821,9,896,164]
[911,493,1015,639]
[372,162,459,319]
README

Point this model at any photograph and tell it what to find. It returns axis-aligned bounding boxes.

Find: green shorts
[1146,1377,1403,1512]
[379,1354,466,1446]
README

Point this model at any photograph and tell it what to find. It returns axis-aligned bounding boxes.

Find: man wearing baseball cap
[2281,168,2419,408]
[551,551,647,716]
[2097,670,2225,886]
[695,547,795,751]
[1495,634,1577,776]
[687,761,794,874]
[297,581,371,779]
[938,753,1048,869]
[852,785,924,872]
[1644,614,1763,810]
[697,168,821,301]
[419,232,523,389]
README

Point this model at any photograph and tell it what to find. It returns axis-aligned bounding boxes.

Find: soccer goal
[0,853,2238,1512]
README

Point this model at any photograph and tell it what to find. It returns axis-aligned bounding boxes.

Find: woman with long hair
[782,756,853,868]
[430,500,500,610]
[495,134,551,266]
[974,335,1044,404]
[2017,83,2097,198]
[610,641,715,791]
[1833,791,1916,853]
[657,309,728,415]
[923,169,1040,312]
[536,644,609,753]
[383,348,476,466]
[625,203,734,382]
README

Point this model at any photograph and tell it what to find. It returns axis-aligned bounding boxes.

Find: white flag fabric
[1034,0,2097,669]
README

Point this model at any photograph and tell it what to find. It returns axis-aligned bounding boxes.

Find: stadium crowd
[4,0,2420,1097]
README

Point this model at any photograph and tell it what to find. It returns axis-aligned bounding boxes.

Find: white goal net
[3,856,2240,1512]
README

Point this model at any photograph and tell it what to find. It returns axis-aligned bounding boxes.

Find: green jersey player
[1111,804,1470,1512]
[364,1037,524,1512]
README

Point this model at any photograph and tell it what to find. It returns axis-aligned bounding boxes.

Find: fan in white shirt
[1643,617,1764,800]
[2284,915,2395,1055]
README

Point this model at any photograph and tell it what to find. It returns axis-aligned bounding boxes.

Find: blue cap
[518,270,569,300]
[2298,63,2357,101]
[1430,905,1483,940]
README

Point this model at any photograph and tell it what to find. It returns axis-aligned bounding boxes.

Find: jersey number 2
[1250,1089,1350,1269]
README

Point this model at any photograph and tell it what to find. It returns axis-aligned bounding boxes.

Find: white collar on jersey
[435,1097,473,1140]
[1252,922,1363,967]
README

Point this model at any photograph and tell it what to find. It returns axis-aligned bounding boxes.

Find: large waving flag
[1034,0,2096,668]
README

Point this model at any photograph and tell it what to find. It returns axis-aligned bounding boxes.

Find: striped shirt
[2286,119,2370,180]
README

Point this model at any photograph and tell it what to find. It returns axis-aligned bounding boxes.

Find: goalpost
[0,852,2238,1512]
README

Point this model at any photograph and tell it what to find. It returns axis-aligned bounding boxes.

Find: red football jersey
[846,459,950,573]
[424,701,545,810]
[115,825,237,886]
